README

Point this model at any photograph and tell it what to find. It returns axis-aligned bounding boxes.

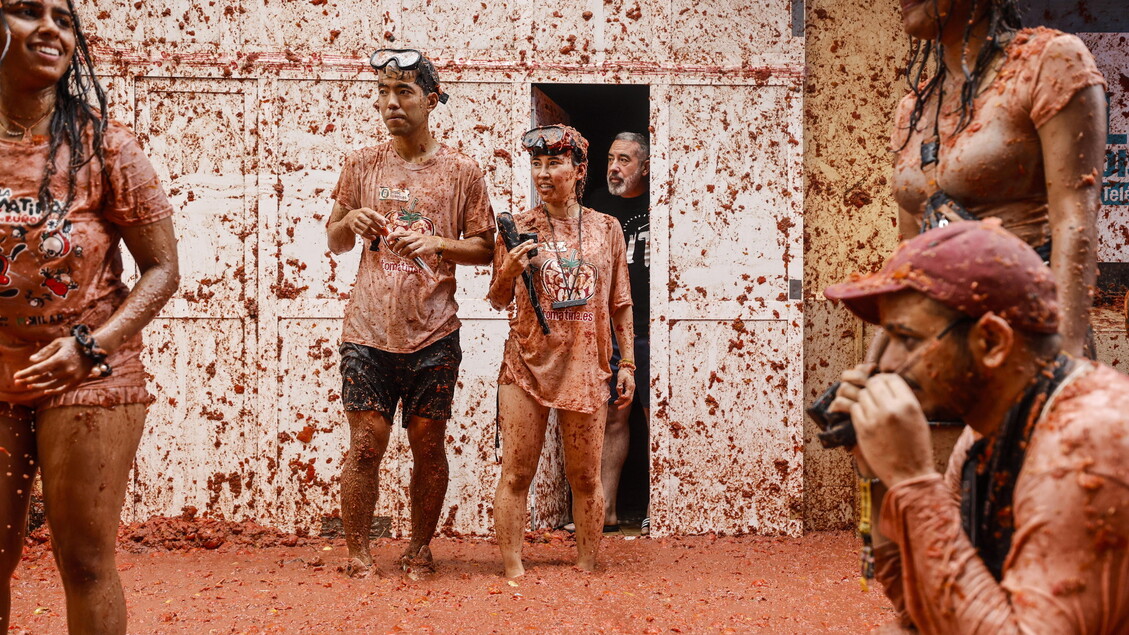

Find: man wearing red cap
[824,219,1129,633]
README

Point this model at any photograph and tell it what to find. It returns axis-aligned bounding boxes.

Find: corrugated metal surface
[85,0,805,536]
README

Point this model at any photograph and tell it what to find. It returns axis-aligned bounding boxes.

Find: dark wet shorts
[339,331,462,426]
[609,335,650,409]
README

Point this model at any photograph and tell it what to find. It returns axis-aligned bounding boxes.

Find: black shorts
[609,335,650,409]
[339,331,462,426]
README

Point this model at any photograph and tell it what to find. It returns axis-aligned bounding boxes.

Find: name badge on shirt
[379,187,411,202]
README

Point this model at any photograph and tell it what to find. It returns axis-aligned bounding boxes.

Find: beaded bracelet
[71,324,113,378]
[618,359,636,372]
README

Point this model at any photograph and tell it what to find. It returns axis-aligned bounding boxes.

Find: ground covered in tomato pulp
[11,519,895,633]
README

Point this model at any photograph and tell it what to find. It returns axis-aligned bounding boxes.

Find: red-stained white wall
[84,0,807,537]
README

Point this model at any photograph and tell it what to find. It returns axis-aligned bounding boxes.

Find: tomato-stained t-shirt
[874,362,1129,634]
[494,206,632,414]
[0,122,173,400]
[332,142,495,354]
[891,28,1106,248]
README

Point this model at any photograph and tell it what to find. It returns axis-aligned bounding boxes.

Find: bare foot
[400,545,437,581]
[503,563,526,579]
[340,557,373,578]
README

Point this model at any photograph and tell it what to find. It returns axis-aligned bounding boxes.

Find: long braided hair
[902,0,1023,146]
[1,0,109,219]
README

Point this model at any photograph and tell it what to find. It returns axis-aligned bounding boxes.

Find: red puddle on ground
[11,524,895,633]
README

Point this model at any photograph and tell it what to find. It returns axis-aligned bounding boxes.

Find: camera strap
[918,89,977,233]
[959,354,1071,580]
[857,474,877,591]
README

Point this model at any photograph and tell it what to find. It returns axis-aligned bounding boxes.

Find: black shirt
[587,187,649,334]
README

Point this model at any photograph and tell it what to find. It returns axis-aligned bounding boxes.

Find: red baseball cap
[823,219,1059,333]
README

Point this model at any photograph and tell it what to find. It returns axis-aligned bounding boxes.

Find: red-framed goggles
[521,125,587,161]
[369,48,449,104]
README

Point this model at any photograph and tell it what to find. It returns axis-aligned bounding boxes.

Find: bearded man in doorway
[585,132,651,535]
[825,220,1129,633]
[325,48,495,579]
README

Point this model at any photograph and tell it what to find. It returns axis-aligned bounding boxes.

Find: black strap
[918,85,977,234]
[921,189,978,233]
[1033,240,1052,264]
[960,354,1071,580]
[494,384,502,464]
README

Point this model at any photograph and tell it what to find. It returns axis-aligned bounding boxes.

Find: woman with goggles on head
[0,1,179,632]
[487,125,634,578]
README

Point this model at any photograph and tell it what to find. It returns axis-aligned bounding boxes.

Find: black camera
[806,382,857,449]
[518,232,538,258]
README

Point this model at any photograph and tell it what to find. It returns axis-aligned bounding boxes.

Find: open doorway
[532,83,652,535]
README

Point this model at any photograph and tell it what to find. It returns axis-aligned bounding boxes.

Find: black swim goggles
[521,125,586,161]
[369,48,449,104]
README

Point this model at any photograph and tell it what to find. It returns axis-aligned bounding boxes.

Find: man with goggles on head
[369,48,449,104]
[824,219,1129,633]
[325,47,495,580]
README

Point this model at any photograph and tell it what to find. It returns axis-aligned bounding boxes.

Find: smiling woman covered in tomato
[0,1,179,632]
[487,125,633,579]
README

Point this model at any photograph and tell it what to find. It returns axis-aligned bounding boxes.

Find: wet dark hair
[572,151,588,203]
[902,0,1023,145]
[2,0,109,217]
[412,56,447,103]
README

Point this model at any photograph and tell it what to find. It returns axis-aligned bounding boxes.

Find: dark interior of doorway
[533,83,651,530]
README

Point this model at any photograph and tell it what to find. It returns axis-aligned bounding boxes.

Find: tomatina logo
[545,310,595,322]
[0,188,62,225]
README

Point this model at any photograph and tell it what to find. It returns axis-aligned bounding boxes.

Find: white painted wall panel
[666,84,801,318]
[656,320,802,535]
[127,319,258,522]
[670,0,801,66]
[400,0,516,57]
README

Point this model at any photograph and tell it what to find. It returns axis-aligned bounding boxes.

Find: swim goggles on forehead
[370,49,423,71]
[369,48,449,104]
[521,126,585,160]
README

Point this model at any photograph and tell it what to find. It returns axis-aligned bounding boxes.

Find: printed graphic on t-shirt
[380,198,436,276]
[621,211,650,268]
[0,225,28,297]
[0,186,83,304]
[538,243,598,304]
[378,187,411,203]
[0,187,63,226]
[384,199,435,252]
[39,220,82,260]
